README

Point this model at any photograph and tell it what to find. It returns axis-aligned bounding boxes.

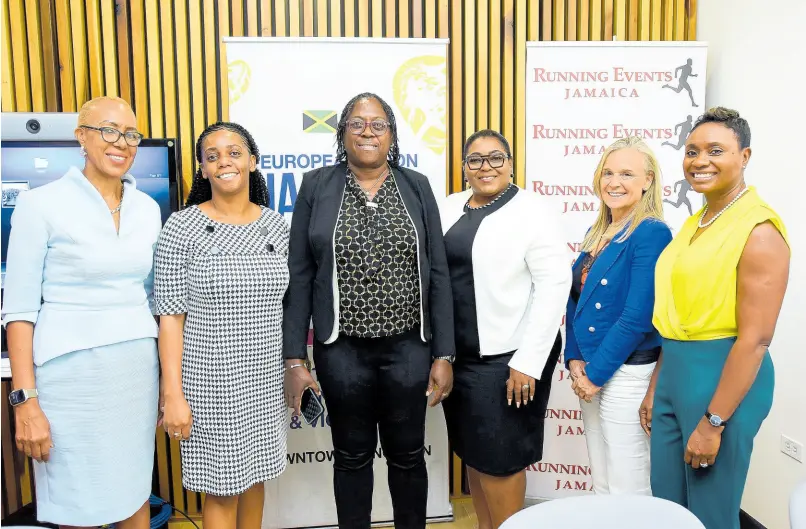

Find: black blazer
[282,162,455,360]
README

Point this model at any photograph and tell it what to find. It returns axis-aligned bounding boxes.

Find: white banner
[524,41,707,500]
[225,37,452,528]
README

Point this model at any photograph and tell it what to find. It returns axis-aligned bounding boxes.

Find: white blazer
[439,188,571,379]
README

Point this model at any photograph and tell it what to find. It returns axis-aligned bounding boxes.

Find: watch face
[709,415,722,426]
[8,390,24,406]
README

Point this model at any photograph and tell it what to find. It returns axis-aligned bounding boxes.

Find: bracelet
[434,355,454,364]
[286,360,311,371]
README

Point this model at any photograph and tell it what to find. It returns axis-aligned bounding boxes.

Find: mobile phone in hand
[299,387,325,425]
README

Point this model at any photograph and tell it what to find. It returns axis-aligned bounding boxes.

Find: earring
[79,145,87,157]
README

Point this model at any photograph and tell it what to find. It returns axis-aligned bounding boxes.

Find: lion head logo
[392,56,447,155]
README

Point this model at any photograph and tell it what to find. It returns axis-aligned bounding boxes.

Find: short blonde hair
[77,96,132,126]
[580,136,665,252]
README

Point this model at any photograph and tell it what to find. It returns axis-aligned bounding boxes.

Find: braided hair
[185,122,270,207]
[335,92,401,168]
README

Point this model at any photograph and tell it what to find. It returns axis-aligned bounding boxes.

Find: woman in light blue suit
[565,136,672,496]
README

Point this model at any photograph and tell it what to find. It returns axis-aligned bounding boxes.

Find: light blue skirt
[33,338,159,525]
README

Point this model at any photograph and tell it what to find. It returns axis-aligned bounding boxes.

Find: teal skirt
[650,337,774,529]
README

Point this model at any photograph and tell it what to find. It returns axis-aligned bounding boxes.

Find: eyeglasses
[464,153,510,170]
[346,118,390,136]
[80,125,144,146]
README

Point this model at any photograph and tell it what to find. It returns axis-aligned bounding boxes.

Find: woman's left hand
[427,360,453,407]
[571,375,601,403]
[685,417,723,469]
[507,368,536,408]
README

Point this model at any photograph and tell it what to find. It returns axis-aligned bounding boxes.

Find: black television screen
[0,138,181,286]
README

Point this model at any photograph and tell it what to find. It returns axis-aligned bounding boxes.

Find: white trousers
[579,362,655,495]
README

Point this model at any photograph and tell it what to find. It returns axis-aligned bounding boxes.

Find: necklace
[110,185,125,214]
[465,184,514,210]
[698,187,749,228]
[349,166,390,209]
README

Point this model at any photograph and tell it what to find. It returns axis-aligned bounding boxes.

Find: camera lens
[25,119,41,134]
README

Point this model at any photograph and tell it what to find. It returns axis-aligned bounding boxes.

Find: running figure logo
[662,115,693,150]
[664,179,695,216]
[663,59,699,107]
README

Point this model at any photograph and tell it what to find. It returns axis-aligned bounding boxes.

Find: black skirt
[443,332,562,476]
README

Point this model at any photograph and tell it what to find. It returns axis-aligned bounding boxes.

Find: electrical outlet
[781,434,803,462]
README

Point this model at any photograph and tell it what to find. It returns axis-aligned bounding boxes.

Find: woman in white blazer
[439,130,571,528]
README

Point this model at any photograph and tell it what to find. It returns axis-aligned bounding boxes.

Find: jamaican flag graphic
[302,110,338,133]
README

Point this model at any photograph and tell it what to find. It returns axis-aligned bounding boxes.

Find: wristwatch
[8,388,38,407]
[705,410,727,428]
[434,355,455,364]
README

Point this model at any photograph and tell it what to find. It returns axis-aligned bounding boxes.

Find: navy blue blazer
[564,218,672,386]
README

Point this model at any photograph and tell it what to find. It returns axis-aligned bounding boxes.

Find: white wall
[697,2,806,528]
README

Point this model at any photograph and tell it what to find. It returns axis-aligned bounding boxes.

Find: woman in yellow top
[642,107,790,529]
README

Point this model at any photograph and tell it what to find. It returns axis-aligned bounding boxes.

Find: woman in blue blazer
[565,137,672,495]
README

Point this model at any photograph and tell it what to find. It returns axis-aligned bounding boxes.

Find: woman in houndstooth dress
[155,122,288,526]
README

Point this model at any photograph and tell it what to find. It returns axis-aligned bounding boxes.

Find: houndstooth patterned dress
[154,205,289,496]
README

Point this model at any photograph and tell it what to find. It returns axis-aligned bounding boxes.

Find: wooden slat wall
[0,0,696,518]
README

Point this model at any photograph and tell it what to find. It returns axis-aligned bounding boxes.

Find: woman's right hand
[568,359,587,382]
[639,389,655,437]
[162,394,192,441]
[284,361,320,416]
[14,400,52,462]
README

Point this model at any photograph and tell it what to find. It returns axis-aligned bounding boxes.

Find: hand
[568,360,586,382]
[639,388,655,436]
[684,417,723,470]
[427,360,453,407]
[571,375,601,403]
[14,400,52,462]
[157,377,165,428]
[284,361,320,416]
[506,368,536,408]
[162,394,192,441]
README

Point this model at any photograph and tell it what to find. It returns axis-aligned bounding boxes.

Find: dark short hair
[185,122,269,207]
[335,92,400,167]
[691,107,751,149]
[462,129,512,159]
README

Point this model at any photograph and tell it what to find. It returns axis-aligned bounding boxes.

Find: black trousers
[313,327,431,529]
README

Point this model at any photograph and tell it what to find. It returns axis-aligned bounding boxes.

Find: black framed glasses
[80,125,144,146]
[346,118,390,136]
[464,152,510,170]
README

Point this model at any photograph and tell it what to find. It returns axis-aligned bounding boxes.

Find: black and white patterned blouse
[335,172,420,338]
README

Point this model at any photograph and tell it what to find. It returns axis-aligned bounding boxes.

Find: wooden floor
[167,498,478,529]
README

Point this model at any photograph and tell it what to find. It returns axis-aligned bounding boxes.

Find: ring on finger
[174,432,181,439]
[699,462,709,468]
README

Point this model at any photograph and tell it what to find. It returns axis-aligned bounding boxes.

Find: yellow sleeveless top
[653,187,788,341]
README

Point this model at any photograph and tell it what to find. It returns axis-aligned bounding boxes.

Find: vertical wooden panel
[502,0,513,143]
[371,0,382,36]
[274,0,287,36]
[9,0,32,111]
[662,0,673,39]
[628,0,639,40]
[603,0,613,40]
[248,0,259,35]
[54,0,76,111]
[438,0,448,37]
[130,0,149,132]
[687,0,697,39]
[330,0,341,36]
[218,0,231,122]
[514,0,525,188]
[464,0,476,136]
[358,0,369,36]
[145,0,163,136]
[344,0,355,36]
[590,0,602,41]
[100,0,119,97]
[69,0,89,106]
[386,0,397,36]
[317,0,328,35]
[38,0,58,110]
[449,0,463,191]
[527,0,538,41]
[203,0,217,123]
[566,0,577,40]
[424,0,435,38]
[115,0,132,103]
[614,0,626,40]
[674,0,685,40]
[303,0,314,36]
[398,0,408,37]
[85,0,104,98]
[189,0,206,146]
[578,0,590,41]
[1,383,20,512]
[232,0,245,36]
[260,0,272,35]
[541,0,551,40]
[288,0,301,36]
[639,0,650,40]
[650,0,661,39]
[411,0,422,37]
[175,0,195,200]
[24,0,45,111]
[489,0,501,131]
[476,0,488,130]
[160,0,178,139]
[553,0,565,41]
[1,0,16,111]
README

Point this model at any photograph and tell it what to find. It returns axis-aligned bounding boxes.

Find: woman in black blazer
[283,92,454,529]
